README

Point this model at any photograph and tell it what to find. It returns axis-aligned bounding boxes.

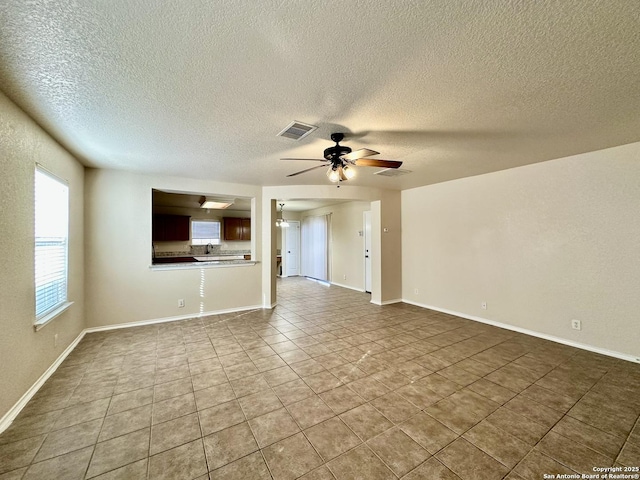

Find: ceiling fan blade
[286,164,329,177]
[281,158,327,162]
[341,148,380,161]
[353,159,403,169]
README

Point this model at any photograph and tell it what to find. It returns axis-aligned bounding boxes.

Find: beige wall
[379,190,402,303]
[84,169,263,328]
[299,201,371,290]
[402,142,640,359]
[0,92,85,418]
[262,199,277,307]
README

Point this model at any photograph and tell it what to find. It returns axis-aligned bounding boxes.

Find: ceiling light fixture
[342,165,355,180]
[200,197,234,209]
[326,166,340,183]
[276,203,290,228]
[326,163,356,183]
[284,133,401,183]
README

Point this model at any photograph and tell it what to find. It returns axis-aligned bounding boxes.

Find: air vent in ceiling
[277,121,318,140]
[374,168,412,177]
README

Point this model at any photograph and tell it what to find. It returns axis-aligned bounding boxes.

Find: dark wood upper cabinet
[241,218,251,241]
[152,214,190,241]
[224,217,251,241]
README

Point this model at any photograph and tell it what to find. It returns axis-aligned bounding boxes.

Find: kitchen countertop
[151,251,254,269]
[152,256,197,264]
[193,255,246,261]
[155,251,249,258]
[150,259,257,270]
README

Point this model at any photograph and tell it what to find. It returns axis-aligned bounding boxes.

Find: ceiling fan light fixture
[283,132,402,183]
[327,166,340,183]
[342,165,355,180]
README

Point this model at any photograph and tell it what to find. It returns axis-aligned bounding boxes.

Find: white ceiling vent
[277,121,318,140]
[373,168,412,177]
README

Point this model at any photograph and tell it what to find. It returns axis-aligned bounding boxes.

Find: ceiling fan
[281,133,402,182]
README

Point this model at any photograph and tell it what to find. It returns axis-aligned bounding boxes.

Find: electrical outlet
[178,299,185,308]
[343,274,347,280]
[414,288,419,295]
[54,334,58,347]
[571,319,581,331]
[481,301,487,310]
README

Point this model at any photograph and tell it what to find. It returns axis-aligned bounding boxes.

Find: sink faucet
[206,243,213,254]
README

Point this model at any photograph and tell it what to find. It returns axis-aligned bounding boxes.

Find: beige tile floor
[1,277,639,479]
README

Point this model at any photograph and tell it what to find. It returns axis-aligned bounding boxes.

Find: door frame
[363,210,372,293]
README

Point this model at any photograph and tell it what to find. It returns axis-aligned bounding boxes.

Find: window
[191,219,221,245]
[35,167,69,320]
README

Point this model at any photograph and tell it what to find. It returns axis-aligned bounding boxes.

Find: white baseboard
[305,277,330,287]
[370,298,402,306]
[330,281,365,293]
[381,298,402,305]
[402,299,640,364]
[84,305,264,333]
[0,329,86,434]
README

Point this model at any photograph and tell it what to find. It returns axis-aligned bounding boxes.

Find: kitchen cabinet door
[152,215,166,241]
[224,217,251,240]
[241,218,251,240]
[224,217,243,240]
[153,214,190,241]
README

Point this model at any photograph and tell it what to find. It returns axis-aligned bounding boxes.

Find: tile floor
[1,277,639,479]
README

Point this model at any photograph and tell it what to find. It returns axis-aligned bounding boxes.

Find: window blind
[35,167,69,318]
[301,214,330,281]
[191,220,221,245]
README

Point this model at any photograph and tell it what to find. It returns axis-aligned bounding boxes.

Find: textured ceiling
[276,199,349,213]
[1,1,639,190]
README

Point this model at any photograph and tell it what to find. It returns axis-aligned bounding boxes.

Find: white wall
[299,201,370,291]
[402,142,640,359]
[84,169,263,328]
[0,92,85,419]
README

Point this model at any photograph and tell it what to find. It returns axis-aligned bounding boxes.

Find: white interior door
[364,211,372,293]
[285,221,300,277]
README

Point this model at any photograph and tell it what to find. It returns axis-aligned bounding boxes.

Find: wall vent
[277,121,318,140]
[374,168,412,177]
